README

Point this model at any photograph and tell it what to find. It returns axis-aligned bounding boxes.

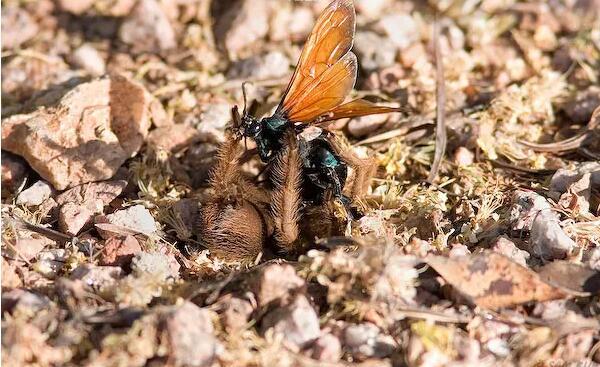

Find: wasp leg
[297,137,313,168]
[257,138,272,162]
[270,133,303,252]
[325,167,344,200]
[323,166,356,221]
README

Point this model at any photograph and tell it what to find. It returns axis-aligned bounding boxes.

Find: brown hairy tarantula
[196,109,377,264]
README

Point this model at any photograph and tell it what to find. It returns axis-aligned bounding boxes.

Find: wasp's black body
[244,114,288,162]
[242,113,348,205]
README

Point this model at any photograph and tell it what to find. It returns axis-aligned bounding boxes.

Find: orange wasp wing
[276,0,356,122]
[314,98,405,124]
[285,52,358,122]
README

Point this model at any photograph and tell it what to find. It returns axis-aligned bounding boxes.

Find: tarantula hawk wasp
[196,0,404,263]
[234,0,403,209]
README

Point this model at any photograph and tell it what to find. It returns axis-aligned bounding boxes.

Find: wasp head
[242,115,261,138]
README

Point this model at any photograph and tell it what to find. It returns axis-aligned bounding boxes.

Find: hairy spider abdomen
[197,200,267,263]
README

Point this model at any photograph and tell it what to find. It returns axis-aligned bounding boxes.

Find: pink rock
[156,244,181,277]
[119,0,176,53]
[10,237,52,261]
[90,0,136,16]
[214,0,269,57]
[15,180,54,206]
[355,0,391,19]
[72,44,106,76]
[100,235,142,267]
[510,190,553,232]
[533,24,558,51]
[512,190,576,260]
[531,212,576,260]
[558,173,592,215]
[56,0,94,14]
[97,205,158,239]
[227,51,290,80]
[490,236,529,266]
[160,301,217,366]
[344,323,396,360]
[1,151,28,198]
[197,103,231,143]
[449,243,471,258]
[376,14,419,50]
[216,295,254,332]
[249,263,306,308]
[261,294,320,351]
[353,31,397,70]
[1,6,38,50]
[61,178,127,203]
[400,42,427,68]
[453,147,474,167]
[1,54,70,103]
[58,203,94,236]
[559,330,595,362]
[550,162,600,194]
[532,299,570,320]
[147,124,200,153]
[311,333,342,362]
[347,113,389,138]
[376,64,406,93]
[131,251,180,280]
[2,75,166,190]
[70,264,123,292]
[1,258,22,289]
[269,5,314,42]
[405,237,432,257]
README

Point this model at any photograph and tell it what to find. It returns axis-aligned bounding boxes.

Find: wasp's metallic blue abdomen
[315,147,340,168]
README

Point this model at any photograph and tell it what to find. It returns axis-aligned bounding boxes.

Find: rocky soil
[2,0,599,366]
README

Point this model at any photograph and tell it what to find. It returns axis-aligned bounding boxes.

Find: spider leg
[198,132,270,263]
[209,132,271,205]
[329,135,377,201]
[208,133,244,201]
[270,132,303,252]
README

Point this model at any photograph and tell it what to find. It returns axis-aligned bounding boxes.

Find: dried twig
[9,215,73,243]
[518,106,600,153]
[491,159,556,175]
[393,306,471,324]
[355,116,434,146]
[427,17,447,184]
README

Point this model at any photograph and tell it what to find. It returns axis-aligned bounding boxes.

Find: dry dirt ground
[1,0,600,366]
